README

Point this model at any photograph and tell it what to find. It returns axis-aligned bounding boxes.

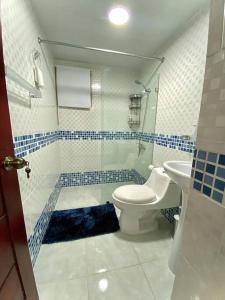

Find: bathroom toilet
[112,167,181,235]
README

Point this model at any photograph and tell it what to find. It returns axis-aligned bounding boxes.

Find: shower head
[134,80,151,93]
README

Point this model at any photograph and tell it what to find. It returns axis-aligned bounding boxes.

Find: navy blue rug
[43,203,120,244]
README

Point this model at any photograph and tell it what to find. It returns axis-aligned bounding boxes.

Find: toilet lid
[113,185,156,204]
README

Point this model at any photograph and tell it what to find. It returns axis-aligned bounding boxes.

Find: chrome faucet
[138,142,146,156]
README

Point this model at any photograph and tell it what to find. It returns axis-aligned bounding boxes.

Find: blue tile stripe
[161,207,179,224]
[139,133,194,153]
[59,130,137,141]
[60,169,147,187]
[60,169,149,187]
[60,169,136,187]
[131,169,146,185]
[59,131,194,153]
[14,131,59,157]
[28,177,61,266]
[192,149,225,204]
[13,130,195,157]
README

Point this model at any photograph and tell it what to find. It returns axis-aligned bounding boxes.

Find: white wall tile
[208,0,224,55]
[153,144,192,166]
[1,0,60,240]
[139,11,209,165]
[154,11,209,136]
[57,61,139,173]
[172,1,225,297]
[56,11,209,177]
[59,140,102,173]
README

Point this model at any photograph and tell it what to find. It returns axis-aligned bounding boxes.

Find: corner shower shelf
[129,104,141,109]
[128,93,142,129]
[128,120,140,126]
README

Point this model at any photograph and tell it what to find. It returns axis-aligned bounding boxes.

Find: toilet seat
[113,184,156,204]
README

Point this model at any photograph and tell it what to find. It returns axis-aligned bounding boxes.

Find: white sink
[163,161,192,192]
[163,160,192,274]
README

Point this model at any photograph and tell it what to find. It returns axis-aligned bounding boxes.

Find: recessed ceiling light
[108,7,129,25]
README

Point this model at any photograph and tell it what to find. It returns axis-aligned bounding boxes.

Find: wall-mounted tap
[138,142,146,156]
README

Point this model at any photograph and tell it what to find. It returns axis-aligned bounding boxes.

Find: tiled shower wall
[138,9,209,171]
[57,9,210,181]
[57,60,139,174]
[172,0,225,298]
[1,0,60,264]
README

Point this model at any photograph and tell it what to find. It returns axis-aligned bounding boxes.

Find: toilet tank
[144,167,181,208]
[145,168,170,198]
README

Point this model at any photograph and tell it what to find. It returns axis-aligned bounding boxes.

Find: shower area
[57,62,160,206]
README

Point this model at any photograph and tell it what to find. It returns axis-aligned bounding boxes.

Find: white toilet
[112,167,181,235]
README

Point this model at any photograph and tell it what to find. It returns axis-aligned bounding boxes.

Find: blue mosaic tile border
[60,168,147,187]
[59,130,137,141]
[192,149,225,204]
[161,207,179,224]
[59,130,195,153]
[60,169,135,187]
[13,131,59,157]
[13,130,195,157]
[140,133,195,153]
[28,177,61,266]
[131,169,146,185]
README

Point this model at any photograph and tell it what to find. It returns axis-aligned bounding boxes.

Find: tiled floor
[34,185,175,300]
[55,183,133,210]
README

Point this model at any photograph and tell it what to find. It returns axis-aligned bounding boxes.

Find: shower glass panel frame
[134,74,160,180]
[100,67,160,202]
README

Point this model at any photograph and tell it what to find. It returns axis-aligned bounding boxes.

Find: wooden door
[0,1,39,299]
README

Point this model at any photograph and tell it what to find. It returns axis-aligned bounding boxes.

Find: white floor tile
[88,265,155,300]
[37,277,88,300]
[35,184,175,299]
[142,258,175,300]
[55,182,133,210]
[132,232,172,263]
[55,186,101,210]
[86,233,139,275]
[112,221,173,263]
[57,197,100,210]
[34,240,87,284]
[117,218,173,264]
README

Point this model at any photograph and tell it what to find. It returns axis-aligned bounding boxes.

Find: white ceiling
[31,0,209,71]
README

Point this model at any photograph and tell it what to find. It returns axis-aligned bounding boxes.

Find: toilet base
[118,208,159,235]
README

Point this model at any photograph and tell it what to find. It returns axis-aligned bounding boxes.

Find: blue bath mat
[43,203,120,244]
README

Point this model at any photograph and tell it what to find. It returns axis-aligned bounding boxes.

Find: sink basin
[163,160,192,274]
[163,161,192,192]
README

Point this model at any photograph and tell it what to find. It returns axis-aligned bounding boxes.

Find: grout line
[140,263,157,300]
[129,241,157,299]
